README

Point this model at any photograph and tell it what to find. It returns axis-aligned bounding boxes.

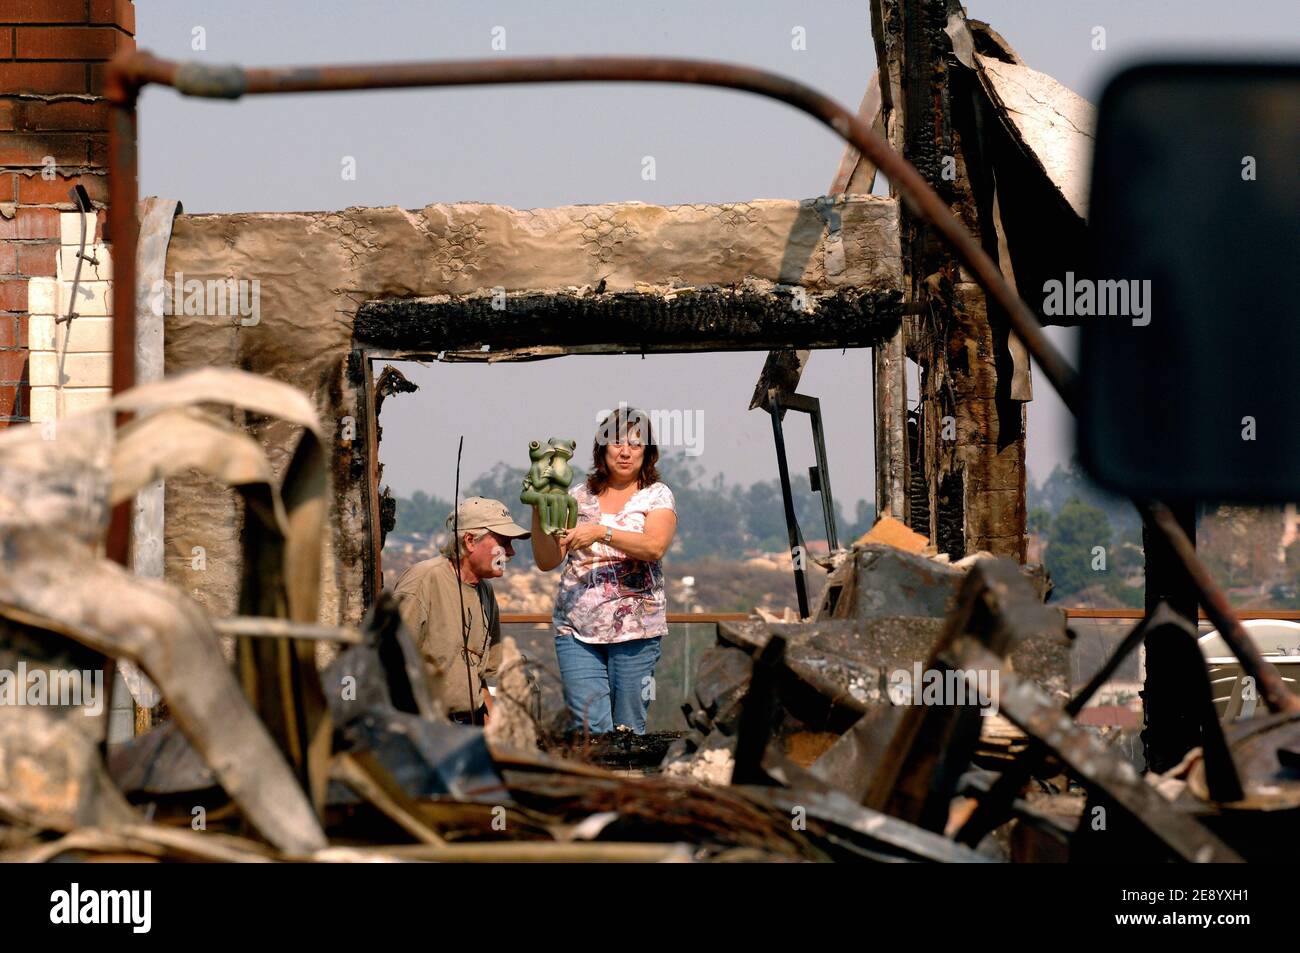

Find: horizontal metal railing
[1064,608,1300,621]
[500,612,751,625]
[502,608,1300,625]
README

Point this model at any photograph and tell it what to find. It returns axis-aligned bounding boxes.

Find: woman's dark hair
[587,404,660,494]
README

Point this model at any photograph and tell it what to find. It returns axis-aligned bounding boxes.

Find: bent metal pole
[102,51,1298,714]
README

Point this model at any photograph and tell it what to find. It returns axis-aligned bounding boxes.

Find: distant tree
[1044,497,1113,600]
[1030,460,1138,535]
[393,489,453,537]
[659,455,746,560]
[734,472,855,553]
[742,480,787,551]
[1279,540,1300,608]
[788,472,842,548]
[1103,574,1145,608]
[1198,503,1283,593]
[1028,506,1052,537]
[1112,522,1145,579]
[468,460,539,508]
[842,498,876,544]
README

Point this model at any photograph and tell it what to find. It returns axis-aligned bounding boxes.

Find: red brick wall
[0,0,133,426]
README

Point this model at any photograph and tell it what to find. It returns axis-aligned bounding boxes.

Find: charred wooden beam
[354,287,902,356]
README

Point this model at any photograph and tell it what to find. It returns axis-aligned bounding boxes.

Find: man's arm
[480,586,503,718]
[393,583,428,648]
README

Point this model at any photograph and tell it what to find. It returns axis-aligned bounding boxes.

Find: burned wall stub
[160,197,902,626]
[872,1,1029,560]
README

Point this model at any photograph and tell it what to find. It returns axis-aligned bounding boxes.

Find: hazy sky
[136,1,1300,509]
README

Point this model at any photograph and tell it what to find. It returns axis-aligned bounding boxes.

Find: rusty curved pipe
[102,51,1296,714]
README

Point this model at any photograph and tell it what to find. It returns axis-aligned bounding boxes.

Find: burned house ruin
[1,0,1296,867]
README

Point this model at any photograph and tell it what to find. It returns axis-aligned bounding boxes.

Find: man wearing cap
[392,497,530,725]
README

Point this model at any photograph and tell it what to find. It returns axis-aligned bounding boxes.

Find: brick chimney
[0,0,135,428]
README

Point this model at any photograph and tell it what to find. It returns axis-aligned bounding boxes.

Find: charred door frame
[347,288,903,606]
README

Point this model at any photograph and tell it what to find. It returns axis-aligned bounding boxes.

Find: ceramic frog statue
[545,437,579,532]
[519,437,579,535]
[520,440,550,507]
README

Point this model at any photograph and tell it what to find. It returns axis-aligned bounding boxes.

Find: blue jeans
[554,635,662,734]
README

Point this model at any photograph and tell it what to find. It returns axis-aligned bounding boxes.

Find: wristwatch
[603,526,613,544]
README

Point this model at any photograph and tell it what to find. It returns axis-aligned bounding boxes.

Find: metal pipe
[101,50,1293,711]
[104,64,139,567]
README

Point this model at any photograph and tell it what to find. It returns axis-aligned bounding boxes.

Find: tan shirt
[392,556,501,715]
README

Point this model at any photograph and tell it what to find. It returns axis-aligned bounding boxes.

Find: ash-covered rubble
[0,371,1291,863]
[662,543,1071,804]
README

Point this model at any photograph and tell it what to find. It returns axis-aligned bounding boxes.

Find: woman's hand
[559,523,604,551]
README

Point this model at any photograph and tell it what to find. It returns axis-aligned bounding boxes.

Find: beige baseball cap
[446,497,530,538]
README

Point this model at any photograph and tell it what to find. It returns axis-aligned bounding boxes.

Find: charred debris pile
[0,370,1295,864]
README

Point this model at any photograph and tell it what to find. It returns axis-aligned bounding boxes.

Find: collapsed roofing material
[976,55,1095,221]
[0,369,337,853]
[654,528,1299,862]
[672,550,1068,788]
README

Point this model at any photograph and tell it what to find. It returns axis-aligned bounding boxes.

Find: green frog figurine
[546,437,579,531]
[519,437,579,535]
